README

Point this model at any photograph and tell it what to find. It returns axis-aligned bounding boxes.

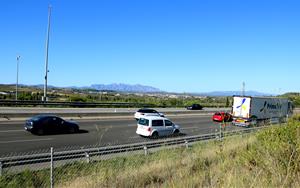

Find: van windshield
[138,118,149,126]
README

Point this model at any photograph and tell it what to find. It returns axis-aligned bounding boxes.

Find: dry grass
[58,135,259,188]
[58,120,300,188]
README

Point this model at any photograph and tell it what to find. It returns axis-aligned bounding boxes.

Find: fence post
[0,161,2,176]
[50,147,54,188]
[144,146,148,156]
[185,140,189,149]
[215,128,219,139]
[219,123,223,141]
[85,152,90,163]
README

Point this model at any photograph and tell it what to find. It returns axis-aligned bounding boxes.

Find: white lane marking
[0,138,53,144]
[181,127,200,130]
[129,136,140,139]
[0,129,24,133]
[128,124,136,127]
[0,121,24,125]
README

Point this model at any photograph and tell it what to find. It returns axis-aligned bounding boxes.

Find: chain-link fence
[0,125,267,187]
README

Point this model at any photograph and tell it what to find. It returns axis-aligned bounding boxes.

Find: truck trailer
[231,96,293,127]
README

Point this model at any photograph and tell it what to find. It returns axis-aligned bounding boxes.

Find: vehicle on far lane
[136,116,180,138]
[134,108,164,120]
[24,115,79,135]
[186,104,203,110]
[212,112,233,122]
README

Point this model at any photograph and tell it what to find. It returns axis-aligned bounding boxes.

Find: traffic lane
[0,113,212,127]
[0,116,242,155]
[0,114,212,134]
[0,115,209,143]
[0,115,216,143]
[0,115,236,145]
[48,116,227,146]
[0,116,240,155]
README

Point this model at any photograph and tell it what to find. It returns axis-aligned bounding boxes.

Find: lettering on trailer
[260,101,282,113]
[259,101,267,112]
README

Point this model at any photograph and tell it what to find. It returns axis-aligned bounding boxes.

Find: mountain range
[90,83,161,93]
[87,84,273,96]
[3,83,273,96]
[195,91,273,97]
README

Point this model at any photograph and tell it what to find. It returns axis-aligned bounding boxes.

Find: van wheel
[151,132,158,139]
[174,129,180,136]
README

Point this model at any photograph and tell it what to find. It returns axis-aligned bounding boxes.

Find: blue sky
[0,0,299,94]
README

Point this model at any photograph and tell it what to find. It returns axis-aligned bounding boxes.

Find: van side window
[165,120,173,126]
[152,120,164,127]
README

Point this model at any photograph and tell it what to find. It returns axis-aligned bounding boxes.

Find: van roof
[140,116,168,121]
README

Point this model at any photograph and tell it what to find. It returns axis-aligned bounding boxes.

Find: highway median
[0,108,220,121]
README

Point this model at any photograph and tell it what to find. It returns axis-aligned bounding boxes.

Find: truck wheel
[279,117,286,124]
[251,116,258,127]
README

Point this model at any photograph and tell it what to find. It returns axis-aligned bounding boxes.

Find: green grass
[1,115,300,188]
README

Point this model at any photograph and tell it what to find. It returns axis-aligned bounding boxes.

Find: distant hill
[28,83,161,93]
[90,83,161,93]
[193,90,274,97]
[0,84,273,96]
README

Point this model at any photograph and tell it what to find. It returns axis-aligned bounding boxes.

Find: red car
[212,112,233,122]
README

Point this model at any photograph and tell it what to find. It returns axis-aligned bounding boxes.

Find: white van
[136,116,180,138]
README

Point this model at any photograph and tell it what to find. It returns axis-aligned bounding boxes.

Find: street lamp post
[16,55,20,101]
[43,5,52,102]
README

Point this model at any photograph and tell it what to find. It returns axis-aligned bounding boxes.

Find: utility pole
[16,55,20,101]
[43,5,52,102]
[242,81,245,96]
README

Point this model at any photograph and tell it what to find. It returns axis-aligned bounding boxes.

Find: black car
[186,104,203,110]
[24,115,79,135]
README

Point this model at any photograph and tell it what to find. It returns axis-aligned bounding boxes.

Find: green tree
[226,97,230,107]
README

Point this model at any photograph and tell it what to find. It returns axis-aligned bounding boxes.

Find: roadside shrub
[238,118,300,187]
[69,95,87,102]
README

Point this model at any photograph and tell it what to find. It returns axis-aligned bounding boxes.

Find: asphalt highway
[0,114,243,156]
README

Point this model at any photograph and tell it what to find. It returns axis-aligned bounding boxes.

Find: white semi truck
[231,96,293,127]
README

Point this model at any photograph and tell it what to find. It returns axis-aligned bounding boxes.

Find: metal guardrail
[0,126,266,171]
[0,100,155,108]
